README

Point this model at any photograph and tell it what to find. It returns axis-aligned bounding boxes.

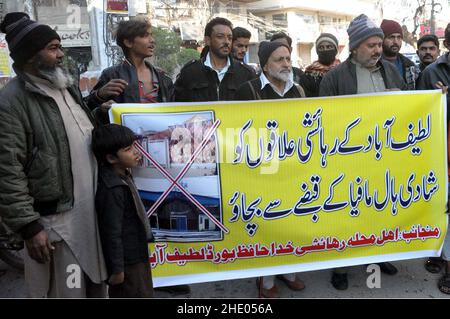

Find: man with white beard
[0,12,107,297]
[235,41,306,100]
[234,41,306,298]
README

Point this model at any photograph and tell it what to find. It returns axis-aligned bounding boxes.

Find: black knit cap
[0,12,61,66]
[258,41,290,69]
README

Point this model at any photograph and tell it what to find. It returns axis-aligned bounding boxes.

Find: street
[1,257,449,298]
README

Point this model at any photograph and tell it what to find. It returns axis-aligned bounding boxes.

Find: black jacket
[95,166,149,276]
[174,56,257,102]
[417,52,450,120]
[86,60,174,124]
[235,77,305,100]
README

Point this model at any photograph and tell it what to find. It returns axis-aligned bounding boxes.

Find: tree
[152,27,200,80]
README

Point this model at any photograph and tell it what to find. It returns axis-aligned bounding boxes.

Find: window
[272,13,288,29]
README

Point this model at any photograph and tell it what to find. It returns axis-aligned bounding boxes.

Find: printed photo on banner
[121,111,224,242]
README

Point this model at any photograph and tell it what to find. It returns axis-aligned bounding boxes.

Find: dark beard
[382,45,398,58]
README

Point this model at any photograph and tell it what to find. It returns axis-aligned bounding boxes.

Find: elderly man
[235,41,306,298]
[380,19,417,90]
[0,12,107,297]
[235,41,306,100]
[270,32,315,97]
[320,14,406,291]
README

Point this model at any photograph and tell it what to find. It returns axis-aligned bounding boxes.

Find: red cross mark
[134,119,229,234]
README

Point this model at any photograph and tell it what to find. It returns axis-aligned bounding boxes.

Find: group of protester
[0,10,448,298]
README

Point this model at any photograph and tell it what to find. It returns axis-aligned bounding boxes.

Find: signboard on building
[106,0,129,14]
[51,24,91,48]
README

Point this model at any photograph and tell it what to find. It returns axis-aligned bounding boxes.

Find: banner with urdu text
[110,91,447,287]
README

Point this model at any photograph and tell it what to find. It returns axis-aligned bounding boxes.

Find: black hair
[232,27,251,41]
[92,124,137,166]
[417,34,439,48]
[204,17,233,37]
[115,18,152,57]
[270,32,292,47]
[446,23,450,43]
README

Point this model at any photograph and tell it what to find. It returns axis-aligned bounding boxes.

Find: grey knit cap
[347,14,384,50]
[315,33,339,53]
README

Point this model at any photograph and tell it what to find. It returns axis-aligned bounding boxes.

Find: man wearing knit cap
[235,40,306,298]
[270,32,315,97]
[320,14,406,291]
[380,19,417,90]
[304,33,341,97]
[320,14,405,96]
[235,41,306,100]
[0,12,107,297]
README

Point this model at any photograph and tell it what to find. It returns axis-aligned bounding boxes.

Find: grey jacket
[319,58,407,96]
[0,67,94,239]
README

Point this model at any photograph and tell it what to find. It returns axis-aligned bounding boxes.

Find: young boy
[92,124,154,298]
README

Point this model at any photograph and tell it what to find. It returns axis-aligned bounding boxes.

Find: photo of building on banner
[110,91,447,288]
[121,111,224,242]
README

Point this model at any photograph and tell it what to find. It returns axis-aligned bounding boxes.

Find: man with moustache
[320,14,406,291]
[415,34,441,85]
[0,12,107,297]
[380,19,417,90]
[175,17,256,102]
[235,41,306,100]
[234,41,306,298]
[270,32,315,97]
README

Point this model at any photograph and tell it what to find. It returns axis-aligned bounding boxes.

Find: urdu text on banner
[109,90,448,287]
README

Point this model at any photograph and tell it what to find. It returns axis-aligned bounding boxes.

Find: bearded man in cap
[235,41,306,298]
[380,19,417,90]
[320,14,406,291]
[235,41,306,100]
[0,12,107,297]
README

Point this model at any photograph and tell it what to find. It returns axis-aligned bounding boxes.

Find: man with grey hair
[0,12,107,297]
[235,41,306,100]
[235,41,306,298]
[320,14,406,291]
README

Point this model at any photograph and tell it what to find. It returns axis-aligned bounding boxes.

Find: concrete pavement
[1,257,449,298]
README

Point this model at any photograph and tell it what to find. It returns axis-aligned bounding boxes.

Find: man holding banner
[235,40,307,298]
[320,14,406,291]
[417,22,450,294]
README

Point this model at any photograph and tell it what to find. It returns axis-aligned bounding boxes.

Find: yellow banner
[110,91,448,287]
